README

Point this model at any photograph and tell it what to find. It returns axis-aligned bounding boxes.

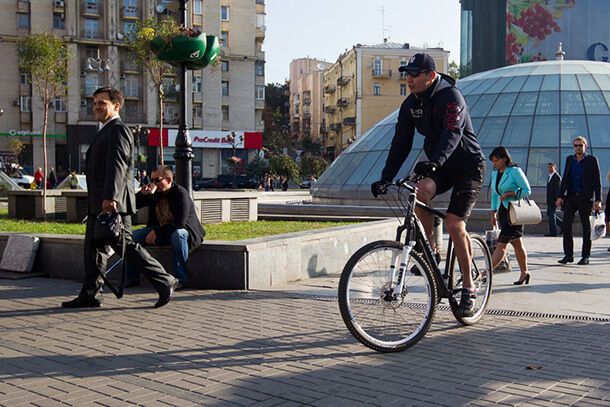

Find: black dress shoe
[154,278,179,308]
[577,257,590,265]
[558,256,574,264]
[62,296,102,308]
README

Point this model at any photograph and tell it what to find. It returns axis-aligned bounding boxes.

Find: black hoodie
[381,73,484,182]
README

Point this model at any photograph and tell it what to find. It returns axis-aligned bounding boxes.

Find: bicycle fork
[384,241,416,301]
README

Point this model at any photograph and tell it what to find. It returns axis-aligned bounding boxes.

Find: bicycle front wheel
[449,233,493,325]
[338,240,437,353]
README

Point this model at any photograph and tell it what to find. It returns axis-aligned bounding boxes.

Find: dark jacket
[559,154,602,202]
[546,172,561,207]
[85,117,136,215]
[136,182,205,251]
[381,73,484,182]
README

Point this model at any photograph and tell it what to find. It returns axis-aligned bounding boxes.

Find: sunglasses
[152,176,166,184]
[405,70,429,78]
[573,144,584,148]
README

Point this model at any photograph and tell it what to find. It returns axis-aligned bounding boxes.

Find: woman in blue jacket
[490,146,532,285]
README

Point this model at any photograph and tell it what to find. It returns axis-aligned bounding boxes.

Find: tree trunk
[159,96,164,165]
[42,101,49,217]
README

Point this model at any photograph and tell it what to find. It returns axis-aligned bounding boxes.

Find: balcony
[303,112,311,119]
[324,105,336,114]
[81,28,104,40]
[337,98,349,108]
[122,5,138,19]
[255,27,265,39]
[329,123,342,132]
[324,85,336,94]
[372,69,392,78]
[81,1,102,17]
[343,117,356,126]
[336,76,351,87]
[302,97,311,106]
[121,60,140,73]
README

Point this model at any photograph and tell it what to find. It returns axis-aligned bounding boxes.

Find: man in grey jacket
[62,87,178,309]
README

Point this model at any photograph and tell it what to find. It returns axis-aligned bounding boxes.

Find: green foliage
[246,155,268,182]
[300,136,323,155]
[263,83,290,155]
[299,153,327,179]
[18,33,69,102]
[269,154,299,181]
[448,60,460,80]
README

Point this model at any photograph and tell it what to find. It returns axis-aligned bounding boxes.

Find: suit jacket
[546,172,561,206]
[559,154,602,202]
[85,117,136,215]
[136,182,205,251]
[490,166,531,211]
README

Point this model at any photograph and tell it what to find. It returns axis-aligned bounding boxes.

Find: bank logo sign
[506,0,610,64]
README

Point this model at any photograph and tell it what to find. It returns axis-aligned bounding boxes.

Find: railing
[372,69,392,78]
[302,97,311,105]
[81,28,103,40]
[324,85,336,94]
[303,112,311,119]
[324,105,336,114]
[329,123,342,132]
[337,76,351,86]
[343,117,356,126]
[337,97,349,107]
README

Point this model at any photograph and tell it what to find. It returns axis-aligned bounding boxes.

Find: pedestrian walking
[556,136,602,265]
[489,147,532,285]
[545,162,561,236]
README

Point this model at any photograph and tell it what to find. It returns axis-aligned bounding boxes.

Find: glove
[371,180,388,198]
[413,161,439,178]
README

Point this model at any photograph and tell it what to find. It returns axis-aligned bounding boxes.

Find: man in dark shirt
[371,53,485,317]
[126,165,205,288]
[556,136,602,265]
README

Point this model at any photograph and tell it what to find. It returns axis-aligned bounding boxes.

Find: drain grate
[251,290,610,322]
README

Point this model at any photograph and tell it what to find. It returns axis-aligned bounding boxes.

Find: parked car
[4,168,35,189]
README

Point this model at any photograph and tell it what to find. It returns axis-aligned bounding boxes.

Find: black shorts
[497,203,524,243]
[429,160,485,221]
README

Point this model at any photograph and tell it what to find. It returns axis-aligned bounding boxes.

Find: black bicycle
[338,175,493,352]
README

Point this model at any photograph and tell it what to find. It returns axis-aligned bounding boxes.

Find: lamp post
[84,49,111,72]
[226,131,243,188]
[172,0,194,194]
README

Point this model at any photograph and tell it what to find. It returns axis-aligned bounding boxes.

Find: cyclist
[371,53,485,317]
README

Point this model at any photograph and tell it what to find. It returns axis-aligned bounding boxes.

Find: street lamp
[226,131,243,188]
[84,49,111,72]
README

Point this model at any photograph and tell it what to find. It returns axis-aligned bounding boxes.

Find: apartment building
[0,0,265,181]
[323,41,449,159]
[288,58,332,144]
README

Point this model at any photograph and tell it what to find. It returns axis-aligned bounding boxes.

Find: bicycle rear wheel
[449,233,493,325]
[338,240,437,353]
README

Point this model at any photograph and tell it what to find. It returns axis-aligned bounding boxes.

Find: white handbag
[590,211,607,241]
[508,195,542,226]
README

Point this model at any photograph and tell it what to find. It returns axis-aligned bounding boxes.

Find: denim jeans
[126,226,190,283]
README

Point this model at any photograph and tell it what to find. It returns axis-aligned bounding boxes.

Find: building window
[85,46,99,59]
[20,96,31,112]
[123,21,137,35]
[400,83,407,96]
[53,97,67,112]
[20,73,30,84]
[374,57,382,76]
[255,60,265,76]
[84,19,99,39]
[256,85,265,100]
[373,83,381,96]
[220,31,228,47]
[193,104,203,119]
[193,0,202,14]
[85,74,99,96]
[256,13,265,28]
[221,61,229,72]
[123,76,139,97]
[399,59,407,77]
[18,14,30,30]
[221,81,229,96]
[222,105,229,121]
[123,0,137,15]
[163,104,177,124]
[124,100,138,118]
[85,0,99,13]
[220,5,229,21]
[53,13,65,30]
[192,76,202,93]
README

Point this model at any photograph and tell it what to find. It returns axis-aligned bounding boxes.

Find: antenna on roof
[556,42,565,61]
[378,5,390,42]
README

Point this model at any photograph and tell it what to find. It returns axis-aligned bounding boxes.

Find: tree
[263,83,290,155]
[7,139,25,171]
[269,154,299,182]
[246,155,268,184]
[448,60,460,80]
[299,152,327,179]
[125,17,180,165]
[18,33,69,214]
[300,136,323,155]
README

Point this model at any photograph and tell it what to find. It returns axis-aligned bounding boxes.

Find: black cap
[398,53,436,73]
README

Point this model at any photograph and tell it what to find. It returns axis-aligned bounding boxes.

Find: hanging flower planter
[184,35,220,70]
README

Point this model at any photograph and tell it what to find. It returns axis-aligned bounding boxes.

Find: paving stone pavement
[1,277,610,406]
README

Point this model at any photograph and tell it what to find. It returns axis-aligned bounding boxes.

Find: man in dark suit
[125,165,205,288]
[556,136,602,265]
[62,87,179,308]
[545,162,562,236]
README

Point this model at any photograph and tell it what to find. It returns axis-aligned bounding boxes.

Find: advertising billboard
[506,0,610,64]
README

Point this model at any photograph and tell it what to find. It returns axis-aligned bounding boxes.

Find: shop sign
[167,129,262,149]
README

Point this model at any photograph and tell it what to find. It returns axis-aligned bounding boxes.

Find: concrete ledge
[0,219,399,290]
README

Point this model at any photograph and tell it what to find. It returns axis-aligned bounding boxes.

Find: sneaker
[458,289,476,317]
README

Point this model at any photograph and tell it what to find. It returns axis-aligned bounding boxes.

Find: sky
[264,0,462,84]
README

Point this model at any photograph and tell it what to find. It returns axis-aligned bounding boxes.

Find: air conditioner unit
[55,0,65,7]
[80,100,87,107]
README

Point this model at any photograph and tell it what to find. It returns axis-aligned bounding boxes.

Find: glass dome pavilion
[311,60,610,205]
